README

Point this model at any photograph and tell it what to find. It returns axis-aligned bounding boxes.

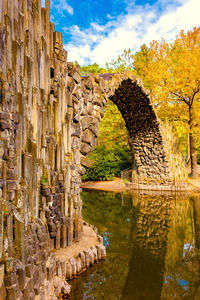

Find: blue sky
[42,0,200,66]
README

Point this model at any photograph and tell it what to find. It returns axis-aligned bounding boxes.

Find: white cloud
[54,0,74,16]
[64,0,200,66]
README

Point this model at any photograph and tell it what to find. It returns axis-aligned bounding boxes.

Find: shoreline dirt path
[81,177,123,192]
[81,177,200,194]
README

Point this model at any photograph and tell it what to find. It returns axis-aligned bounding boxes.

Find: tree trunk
[189,105,198,178]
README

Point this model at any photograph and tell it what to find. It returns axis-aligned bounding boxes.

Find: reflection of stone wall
[131,193,173,256]
[122,193,173,299]
[124,193,193,299]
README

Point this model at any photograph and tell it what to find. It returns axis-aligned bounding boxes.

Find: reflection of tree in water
[161,195,200,300]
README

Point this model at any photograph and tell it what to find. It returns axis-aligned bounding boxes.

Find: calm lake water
[69,190,200,300]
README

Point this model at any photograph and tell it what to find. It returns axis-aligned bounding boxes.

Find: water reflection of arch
[130,191,174,256]
[122,191,190,300]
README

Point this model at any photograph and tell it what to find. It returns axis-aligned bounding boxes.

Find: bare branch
[191,89,200,107]
[172,92,190,105]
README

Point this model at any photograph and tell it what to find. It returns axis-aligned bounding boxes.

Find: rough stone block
[80,116,93,131]
[55,223,61,250]
[97,235,103,245]
[76,257,82,274]
[71,123,81,137]
[73,72,82,84]
[66,263,72,279]
[79,251,86,269]
[46,265,53,281]
[16,266,26,290]
[101,245,107,259]
[71,137,80,150]
[91,246,98,263]
[25,264,32,278]
[62,281,71,295]
[6,283,21,300]
[80,142,92,155]
[82,76,93,90]
[81,129,95,147]
[56,260,62,277]
[67,218,73,246]
[61,224,67,248]
[69,258,77,276]
[84,249,91,268]
[61,260,66,277]
[89,248,95,265]
[4,272,17,287]
[96,245,102,260]
[89,123,99,137]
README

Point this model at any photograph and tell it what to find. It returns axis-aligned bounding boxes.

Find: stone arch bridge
[0,1,186,298]
[77,71,171,184]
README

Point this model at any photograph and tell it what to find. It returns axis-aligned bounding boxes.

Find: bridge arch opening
[81,97,133,181]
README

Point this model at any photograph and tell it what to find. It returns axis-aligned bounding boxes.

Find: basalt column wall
[0,1,84,298]
[0,0,84,255]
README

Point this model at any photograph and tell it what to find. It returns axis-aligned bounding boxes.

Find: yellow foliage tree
[141,27,200,178]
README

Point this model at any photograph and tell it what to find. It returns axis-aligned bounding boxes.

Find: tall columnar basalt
[0,0,183,299]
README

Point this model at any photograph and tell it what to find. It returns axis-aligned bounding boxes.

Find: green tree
[98,100,130,149]
[81,63,107,76]
[106,49,134,72]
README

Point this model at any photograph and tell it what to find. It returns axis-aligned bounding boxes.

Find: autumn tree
[106,49,134,72]
[140,27,200,178]
[133,44,150,86]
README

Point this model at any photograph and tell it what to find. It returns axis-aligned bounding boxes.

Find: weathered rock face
[0,0,176,299]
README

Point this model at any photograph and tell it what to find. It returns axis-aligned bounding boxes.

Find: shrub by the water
[82,145,131,181]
